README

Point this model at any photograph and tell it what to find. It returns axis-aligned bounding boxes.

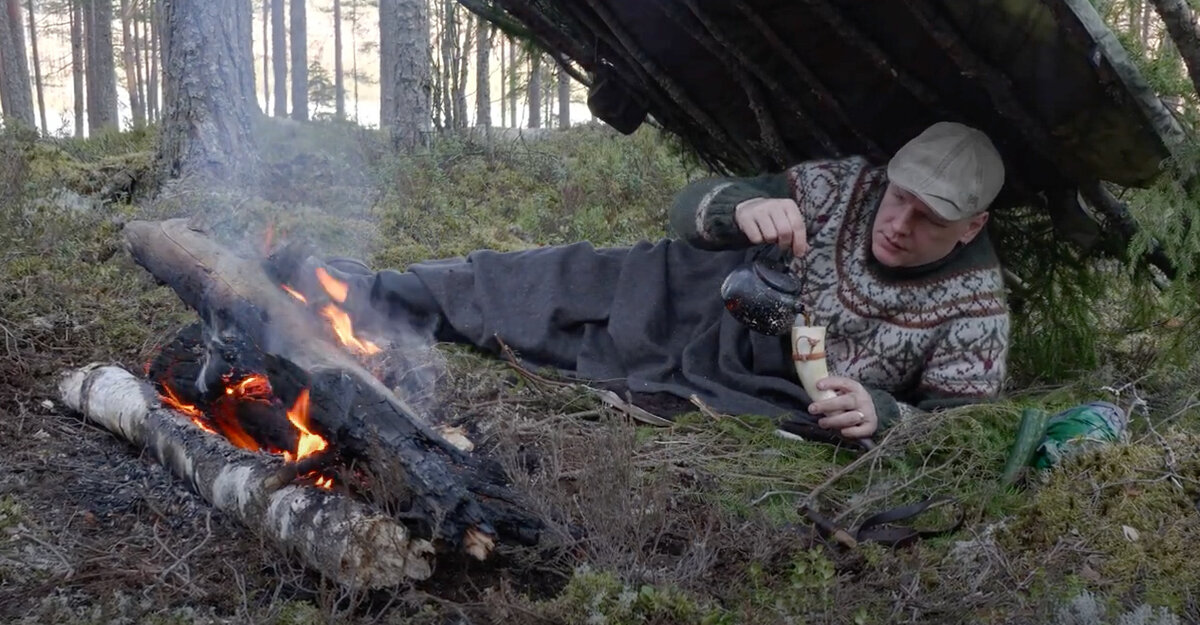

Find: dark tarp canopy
[463,0,1189,275]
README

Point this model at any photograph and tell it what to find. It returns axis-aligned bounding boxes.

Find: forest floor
[1,120,1198,624]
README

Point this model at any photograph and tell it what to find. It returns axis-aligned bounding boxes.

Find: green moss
[0,496,24,531]
[1004,434,1200,611]
[538,567,732,625]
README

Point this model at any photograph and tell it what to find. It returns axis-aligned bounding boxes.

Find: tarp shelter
[465,0,1188,273]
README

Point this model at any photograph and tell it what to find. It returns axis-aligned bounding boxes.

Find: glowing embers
[156,373,334,488]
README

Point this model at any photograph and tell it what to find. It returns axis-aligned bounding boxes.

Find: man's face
[871,183,989,268]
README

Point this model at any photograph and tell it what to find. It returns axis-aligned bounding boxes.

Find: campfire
[150,263,382,490]
[59,219,540,588]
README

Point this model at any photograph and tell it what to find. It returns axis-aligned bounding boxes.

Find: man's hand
[734,198,809,256]
[808,376,878,440]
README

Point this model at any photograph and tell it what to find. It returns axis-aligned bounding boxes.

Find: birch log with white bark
[59,364,435,587]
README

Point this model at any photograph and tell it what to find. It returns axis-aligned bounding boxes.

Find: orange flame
[314,475,334,489]
[320,304,381,356]
[283,389,328,462]
[281,284,308,303]
[315,267,349,304]
[159,382,217,434]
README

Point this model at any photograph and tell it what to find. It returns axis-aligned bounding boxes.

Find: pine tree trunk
[475,19,489,127]
[289,0,306,120]
[72,0,85,135]
[133,0,147,124]
[0,0,36,127]
[26,0,46,134]
[120,0,144,127]
[147,0,158,122]
[378,0,429,150]
[507,39,516,126]
[1143,0,1153,47]
[271,0,284,116]
[557,62,569,129]
[261,0,268,113]
[234,0,257,113]
[350,0,358,120]
[439,0,453,129]
[543,61,550,127]
[1148,0,1200,100]
[333,0,344,119]
[86,0,120,133]
[156,0,258,183]
[0,3,9,119]
[454,8,470,129]
[496,34,501,127]
[527,52,540,128]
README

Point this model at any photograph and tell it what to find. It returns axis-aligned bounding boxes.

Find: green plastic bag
[1031,401,1127,470]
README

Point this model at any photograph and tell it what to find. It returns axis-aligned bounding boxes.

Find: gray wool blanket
[408,240,813,421]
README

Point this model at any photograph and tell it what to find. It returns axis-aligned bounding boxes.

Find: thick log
[122,218,537,554]
[59,364,435,587]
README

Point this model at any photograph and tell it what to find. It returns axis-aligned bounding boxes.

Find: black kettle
[720,256,805,336]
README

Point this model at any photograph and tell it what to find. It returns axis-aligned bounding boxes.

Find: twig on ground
[750,489,808,506]
[592,388,673,426]
[23,531,76,578]
[799,425,898,507]
[688,394,756,431]
[157,511,213,586]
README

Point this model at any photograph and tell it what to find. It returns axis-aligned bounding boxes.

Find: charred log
[123,218,541,554]
[59,364,435,587]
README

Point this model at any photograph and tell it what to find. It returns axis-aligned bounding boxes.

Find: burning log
[59,364,436,587]
[121,218,540,557]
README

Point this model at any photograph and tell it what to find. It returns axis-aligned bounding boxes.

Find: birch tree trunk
[527,51,540,128]
[156,0,258,184]
[289,0,306,120]
[379,0,429,150]
[557,62,569,129]
[120,0,144,127]
[1148,0,1200,99]
[333,0,344,119]
[85,0,119,133]
[25,0,45,133]
[71,0,85,135]
[0,0,35,127]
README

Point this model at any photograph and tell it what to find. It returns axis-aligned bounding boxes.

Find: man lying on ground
[283,121,1010,445]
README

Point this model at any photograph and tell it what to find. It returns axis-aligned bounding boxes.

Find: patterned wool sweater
[669,156,1010,421]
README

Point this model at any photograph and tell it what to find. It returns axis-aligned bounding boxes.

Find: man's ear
[958,212,989,245]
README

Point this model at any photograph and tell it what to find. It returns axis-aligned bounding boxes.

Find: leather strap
[853,495,963,548]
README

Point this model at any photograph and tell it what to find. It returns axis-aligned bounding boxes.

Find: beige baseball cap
[886,121,1005,221]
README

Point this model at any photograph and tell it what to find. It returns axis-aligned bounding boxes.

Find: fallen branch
[59,363,435,588]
